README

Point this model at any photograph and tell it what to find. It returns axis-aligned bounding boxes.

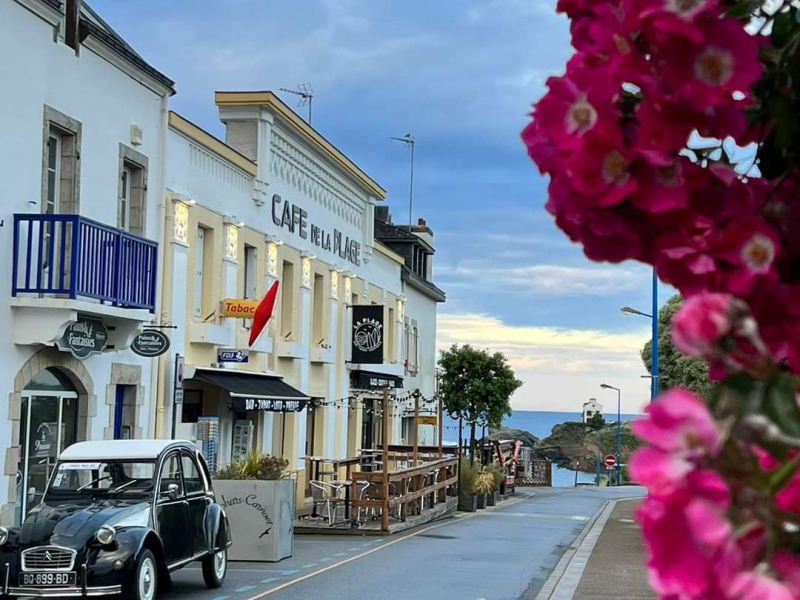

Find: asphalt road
[162,486,645,600]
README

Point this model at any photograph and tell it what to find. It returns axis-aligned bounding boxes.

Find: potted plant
[487,467,503,506]
[474,470,495,509]
[458,458,479,512]
[214,452,295,562]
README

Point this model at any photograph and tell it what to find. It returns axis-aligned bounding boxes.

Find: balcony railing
[12,214,158,312]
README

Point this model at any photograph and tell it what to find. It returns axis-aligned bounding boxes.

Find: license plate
[20,572,76,587]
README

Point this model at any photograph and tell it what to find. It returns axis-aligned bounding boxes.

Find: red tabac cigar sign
[248,280,280,347]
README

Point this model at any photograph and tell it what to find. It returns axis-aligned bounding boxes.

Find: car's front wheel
[202,548,227,588]
[124,548,158,600]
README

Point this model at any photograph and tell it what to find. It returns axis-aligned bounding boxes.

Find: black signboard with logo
[352,371,403,390]
[230,397,309,413]
[131,330,170,357]
[57,318,108,360]
[351,305,384,364]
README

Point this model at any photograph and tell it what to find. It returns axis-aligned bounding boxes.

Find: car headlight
[96,525,116,545]
[0,527,8,546]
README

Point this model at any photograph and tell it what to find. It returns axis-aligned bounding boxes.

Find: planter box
[458,495,478,512]
[214,479,295,562]
[487,491,500,506]
[476,493,487,509]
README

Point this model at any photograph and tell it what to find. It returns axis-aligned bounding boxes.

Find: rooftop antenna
[279,83,314,124]
[391,134,415,225]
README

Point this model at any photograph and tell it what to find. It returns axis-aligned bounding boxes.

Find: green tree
[641,294,712,397]
[587,412,606,431]
[438,344,522,464]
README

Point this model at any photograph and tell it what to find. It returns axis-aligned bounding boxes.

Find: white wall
[0,1,168,520]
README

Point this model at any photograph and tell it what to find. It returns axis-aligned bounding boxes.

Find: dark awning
[351,370,404,390]
[192,369,310,413]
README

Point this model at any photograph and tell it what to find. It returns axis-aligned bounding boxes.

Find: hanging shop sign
[131,330,170,357]
[219,349,249,364]
[223,298,260,318]
[351,305,384,364]
[419,415,438,426]
[352,370,403,390]
[57,317,108,360]
[271,194,361,266]
[231,397,308,413]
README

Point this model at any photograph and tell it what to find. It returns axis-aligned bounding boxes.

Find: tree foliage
[641,294,713,398]
[587,412,606,431]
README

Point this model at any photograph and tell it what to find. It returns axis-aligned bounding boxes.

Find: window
[181,390,203,424]
[312,273,324,345]
[412,320,419,373]
[586,411,593,417]
[244,245,257,299]
[280,260,295,339]
[120,165,132,230]
[181,454,205,494]
[118,145,149,235]
[45,134,61,216]
[159,455,183,498]
[388,307,395,362]
[194,228,207,319]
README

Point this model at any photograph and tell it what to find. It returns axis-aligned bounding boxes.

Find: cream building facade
[159,92,444,506]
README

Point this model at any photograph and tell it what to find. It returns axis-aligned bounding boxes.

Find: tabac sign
[57,317,108,360]
[223,298,260,318]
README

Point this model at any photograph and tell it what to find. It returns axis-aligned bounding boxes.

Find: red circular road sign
[604,455,617,467]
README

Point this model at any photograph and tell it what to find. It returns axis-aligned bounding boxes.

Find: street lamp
[620,269,660,402]
[600,383,622,486]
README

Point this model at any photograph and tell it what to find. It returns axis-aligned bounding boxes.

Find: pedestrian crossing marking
[236,586,256,593]
[260,578,279,584]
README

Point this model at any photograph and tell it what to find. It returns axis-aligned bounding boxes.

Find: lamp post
[621,268,660,402]
[600,383,622,486]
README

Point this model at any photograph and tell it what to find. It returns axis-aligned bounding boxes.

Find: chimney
[65,0,82,54]
[417,218,427,227]
[375,206,391,223]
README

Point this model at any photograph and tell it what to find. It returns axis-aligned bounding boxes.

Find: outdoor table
[330,479,354,521]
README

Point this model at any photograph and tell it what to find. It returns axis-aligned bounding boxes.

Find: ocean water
[442,409,645,488]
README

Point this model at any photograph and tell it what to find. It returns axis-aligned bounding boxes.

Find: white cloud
[437,312,652,413]
[437,262,647,297]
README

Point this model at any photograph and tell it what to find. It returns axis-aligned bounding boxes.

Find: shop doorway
[17,368,79,520]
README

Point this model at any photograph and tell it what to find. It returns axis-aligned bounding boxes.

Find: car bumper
[7,585,122,597]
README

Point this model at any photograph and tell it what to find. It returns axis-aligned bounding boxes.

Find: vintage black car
[0,440,232,600]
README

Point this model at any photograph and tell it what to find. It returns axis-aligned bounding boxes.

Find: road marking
[480,512,589,521]
[211,596,229,600]
[333,552,347,557]
[242,492,536,600]
[319,557,332,563]
[347,547,360,551]
[260,578,279,584]
[236,586,256,593]
[300,563,317,569]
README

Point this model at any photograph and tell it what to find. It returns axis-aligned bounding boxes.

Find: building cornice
[215,91,387,201]
[13,0,62,26]
[169,112,257,177]
[374,242,405,266]
[402,267,446,303]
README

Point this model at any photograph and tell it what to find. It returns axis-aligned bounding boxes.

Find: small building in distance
[582,398,604,423]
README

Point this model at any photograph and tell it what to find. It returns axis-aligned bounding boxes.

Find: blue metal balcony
[12,214,158,312]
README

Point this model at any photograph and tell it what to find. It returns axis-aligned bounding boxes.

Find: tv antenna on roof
[279,83,314,125]
[391,134,415,225]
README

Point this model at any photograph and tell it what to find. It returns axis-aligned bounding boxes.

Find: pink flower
[728,571,797,600]
[626,0,721,42]
[634,98,696,161]
[672,293,732,358]
[630,447,694,496]
[655,220,717,296]
[775,470,800,515]
[658,17,762,109]
[714,217,780,296]
[631,156,690,213]
[633,388,721,455]
[566,127,639,206]
[521,119,560,175]
[772,551,800,594]
[534,67,618,150]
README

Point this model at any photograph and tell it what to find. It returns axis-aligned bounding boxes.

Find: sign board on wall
[419,416,438,426]
[224,299,260,318]
[351,305,384,364]
[57,318,108,360]
[131,330,170,357]
[219,349,249,364]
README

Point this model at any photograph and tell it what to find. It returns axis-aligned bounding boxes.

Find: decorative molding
[270,131,366,229]
[189,142,252,195]
[267,241,279,276]
[330,270,339,300]
[224,223,239,261]
[13,0,62,28]
[344,275,352,301]
[301,256,312,288]
[172,200,190,245]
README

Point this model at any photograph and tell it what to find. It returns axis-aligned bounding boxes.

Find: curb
[534,499,617,600]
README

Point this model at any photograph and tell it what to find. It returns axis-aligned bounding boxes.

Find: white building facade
[0,0,173,525]
[582,399,604,423]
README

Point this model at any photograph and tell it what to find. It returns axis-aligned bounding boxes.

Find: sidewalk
[572,499,655,600]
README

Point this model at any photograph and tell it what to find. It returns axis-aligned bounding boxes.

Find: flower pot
[486,491,500,506]
[458,495,478,512]
[213,478,296,562]
[476,493,487,509]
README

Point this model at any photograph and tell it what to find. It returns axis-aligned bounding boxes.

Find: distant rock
[484,427,539,448]
[538,421,643,471]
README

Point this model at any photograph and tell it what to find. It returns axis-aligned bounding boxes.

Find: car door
[155,452,193,565]
[181,451,210,556]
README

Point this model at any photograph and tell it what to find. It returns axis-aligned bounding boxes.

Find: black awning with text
[351,370,404,390]
[192,369,310,413]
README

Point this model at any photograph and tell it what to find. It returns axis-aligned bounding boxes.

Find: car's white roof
[59,440,193,461]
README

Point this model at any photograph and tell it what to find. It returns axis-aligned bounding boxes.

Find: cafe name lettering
[271,194,361,266]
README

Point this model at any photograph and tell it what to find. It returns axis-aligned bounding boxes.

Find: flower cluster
[631,389,800,599]
[521,0,800,373]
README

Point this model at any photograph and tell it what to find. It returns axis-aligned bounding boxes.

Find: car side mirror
[166,483,179,501]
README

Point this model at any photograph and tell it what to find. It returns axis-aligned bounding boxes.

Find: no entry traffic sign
[604,455,617,468]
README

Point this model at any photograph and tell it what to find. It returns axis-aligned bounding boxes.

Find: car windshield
[46,461,156,499]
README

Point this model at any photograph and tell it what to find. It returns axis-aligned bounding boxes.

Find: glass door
[18,392,78,521]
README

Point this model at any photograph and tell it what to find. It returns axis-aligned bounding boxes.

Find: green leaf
[772,10,798,48]
[768,453,800,494]
[762,373,800,438]
[726,1,756,18]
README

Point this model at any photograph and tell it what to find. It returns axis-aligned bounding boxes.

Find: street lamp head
[600,383,612,389]
[620,306,653,319]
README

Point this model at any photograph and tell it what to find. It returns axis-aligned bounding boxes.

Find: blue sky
[93,0,669,413]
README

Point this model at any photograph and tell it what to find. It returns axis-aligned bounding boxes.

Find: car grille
[21,546,76,572]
